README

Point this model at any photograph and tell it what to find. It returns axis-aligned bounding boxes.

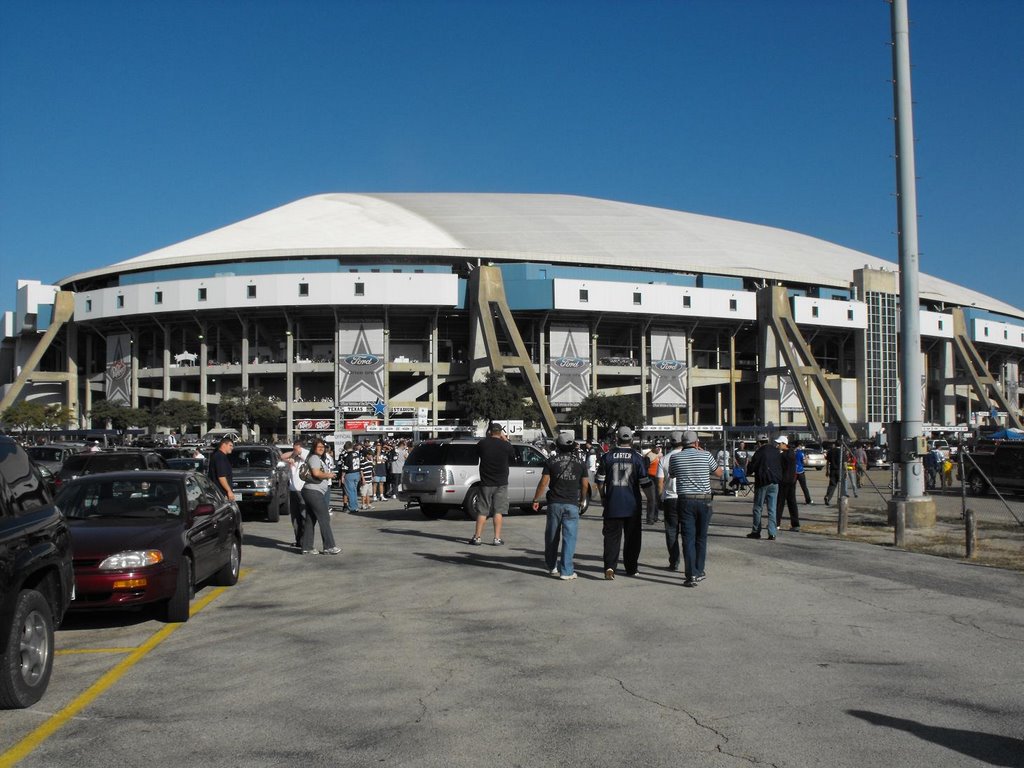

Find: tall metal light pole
[890,0,935,525]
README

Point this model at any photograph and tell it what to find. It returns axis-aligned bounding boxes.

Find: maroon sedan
[56,471,242,622]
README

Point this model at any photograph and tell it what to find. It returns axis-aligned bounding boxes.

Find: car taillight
[440,470,454,486]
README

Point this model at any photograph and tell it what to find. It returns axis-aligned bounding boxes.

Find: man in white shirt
[656,432,685,571]
[282,437,309,549]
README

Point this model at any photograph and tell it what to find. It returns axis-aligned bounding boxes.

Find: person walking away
[300,438,341,555]
[824,442,843,505]
[359,446,374,510]
[855,443,869,488]
[656,431,685,571]
[373,444,388,501]
[531,432,589,580]
[643,444,662,524]
[208,436,236,504]
[389,440,407,498]
[774,436,801,532]
[282,438,309,549]
[322,444,337,512]
[668,430,722,587]
[596,426,649,578]
[469,422,516,545]
[793,440,813,505]
[340,441,361,512]
[746,435,781,540]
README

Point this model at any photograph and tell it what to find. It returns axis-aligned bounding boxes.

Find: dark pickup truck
[964,441,1024,496]
[0,436,75,708]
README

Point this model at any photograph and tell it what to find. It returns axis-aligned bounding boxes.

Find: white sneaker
[559,573,578,581]
[549,568,559,575]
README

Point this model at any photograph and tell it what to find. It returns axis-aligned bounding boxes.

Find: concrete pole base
[887,496,937,529]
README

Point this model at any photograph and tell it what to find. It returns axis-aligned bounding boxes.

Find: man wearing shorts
[469,422,516,546]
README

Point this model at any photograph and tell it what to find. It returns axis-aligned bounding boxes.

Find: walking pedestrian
[793,440,813,505]
[340,441,361,513]
[300,438,341,555]
[746,435,782,540]
[531,432,589,580]
[774,436,801,532]
[282,437,308,549]
[643,444,662,524]
[668,430,723,587]
[208,436,236,503]
[656,431,685,571]
[596,426,649,578]
[468,422,516,545]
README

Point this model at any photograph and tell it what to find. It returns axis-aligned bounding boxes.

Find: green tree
[218,388,281,433]
[154,398,208,433]
[41,404,74,430]
[453,371,537,422]
[1,400,47,433]
[568,393,643,434]
[89,399,149,431]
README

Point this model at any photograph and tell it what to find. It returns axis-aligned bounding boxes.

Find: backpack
[298,457,314,483]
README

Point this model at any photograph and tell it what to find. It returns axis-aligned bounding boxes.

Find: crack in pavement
[950,614,1024,643]
[608,676,781,767]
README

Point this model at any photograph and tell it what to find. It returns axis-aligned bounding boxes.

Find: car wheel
[966,471,988,496]
[266,490,281,522]
[463,487,482,520]
[420,504,448,520]
[162,556,194,623]
[0,589,54,709]
[212,538,241,586]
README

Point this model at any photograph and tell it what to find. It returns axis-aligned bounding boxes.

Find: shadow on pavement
[848,709,1024,767]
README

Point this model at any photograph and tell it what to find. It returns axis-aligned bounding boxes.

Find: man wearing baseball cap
[468,421,516,546]
[531,432,589,580]
[595,425,649,579]
[745,434,784,540]
[667,430,723,587]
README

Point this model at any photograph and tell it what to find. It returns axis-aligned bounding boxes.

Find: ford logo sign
[553,357,588,369]
[654,360,684,371]
[345,354,380,366]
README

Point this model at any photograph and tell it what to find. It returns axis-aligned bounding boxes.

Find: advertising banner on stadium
[548,325,590,406]
[649,331,688,408]
[780,341,803,413]
[105,333,132,405]
[337,322,385,407]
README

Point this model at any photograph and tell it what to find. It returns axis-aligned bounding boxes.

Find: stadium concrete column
[162,328,171,402]
[129,334,139,409]
[285,326,294,437]
[240,318,250,390]
[430,313,438,427]
[640,321,649,423]
[83,333,93,427]
[65,320,78,423]
[199,331,208,411]
[940,340,956,425]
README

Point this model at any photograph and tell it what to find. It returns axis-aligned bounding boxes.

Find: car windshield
[27,447,65,462]
[59,478,182,519]
[228,449,274,468]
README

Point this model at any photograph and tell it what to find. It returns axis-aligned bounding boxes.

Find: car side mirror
[194,503,215,517]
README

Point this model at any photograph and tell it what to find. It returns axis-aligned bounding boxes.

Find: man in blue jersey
[668,430,723,587]
[596,425,649,579]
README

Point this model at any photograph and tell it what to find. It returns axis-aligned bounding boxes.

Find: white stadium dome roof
[62,193,1022,319]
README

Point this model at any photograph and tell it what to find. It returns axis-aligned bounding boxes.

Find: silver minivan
[399,439,590,519]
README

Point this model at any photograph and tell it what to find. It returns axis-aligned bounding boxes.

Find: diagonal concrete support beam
[0,291,76,415]
[468,267,558,436]
[950,308,1022,429]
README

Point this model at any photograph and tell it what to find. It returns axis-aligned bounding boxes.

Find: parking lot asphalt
[2,474,1022,768]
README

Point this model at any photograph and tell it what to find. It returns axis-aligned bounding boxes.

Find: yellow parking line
[0,572,247,768]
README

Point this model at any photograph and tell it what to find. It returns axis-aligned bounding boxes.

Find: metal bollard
[965,508,977,560]
[894,502,906,548]
[838,495,848,535]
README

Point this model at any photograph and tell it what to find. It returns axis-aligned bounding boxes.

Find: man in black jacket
[745,435,782,540]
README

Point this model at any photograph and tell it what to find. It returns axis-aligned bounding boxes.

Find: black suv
[226,445,289,522]
[965,441,1024,496]
[0,436,74,708]
[56,450,168,489]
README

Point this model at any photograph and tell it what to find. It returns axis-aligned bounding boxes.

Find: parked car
[166,457,205,472]
[55,451,168,489]
[201,429,241,447]
[398,438,590,519]
[55,470,242,622]
[25,444,78,473]
[964,441,1024,496]
[225,445,289,522]
[801,443,826,471]
[0,436,75,708]
[865,445,889,470]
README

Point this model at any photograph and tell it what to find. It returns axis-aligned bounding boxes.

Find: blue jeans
[680,498,713,580]
[344,472,360,512]
[752,484,779,536]
[663,498,681,569]
[544,501,580,576]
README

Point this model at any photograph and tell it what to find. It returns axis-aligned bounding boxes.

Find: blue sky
[1,0,1021,318]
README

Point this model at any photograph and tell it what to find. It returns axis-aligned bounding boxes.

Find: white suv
[398,439,591,519]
